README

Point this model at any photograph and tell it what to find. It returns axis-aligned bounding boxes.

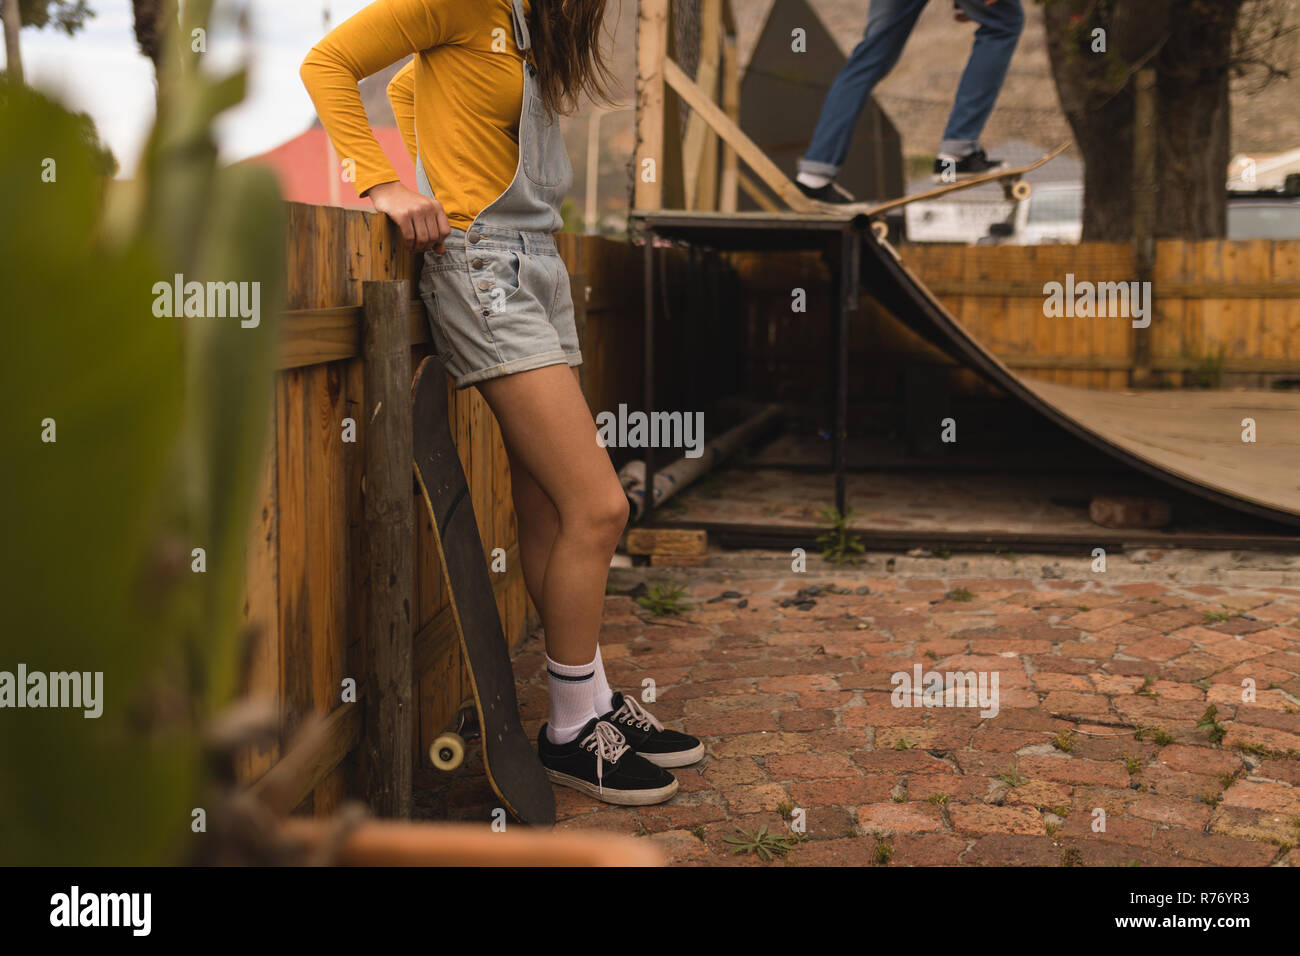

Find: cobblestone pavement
[502,554,1300,866]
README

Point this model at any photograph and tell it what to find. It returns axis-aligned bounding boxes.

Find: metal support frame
[634,211,869,521]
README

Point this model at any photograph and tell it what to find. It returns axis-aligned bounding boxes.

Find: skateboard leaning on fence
[821,143,1071,240]
[412,354,556,827]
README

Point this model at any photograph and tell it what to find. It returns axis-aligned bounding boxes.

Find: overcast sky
[6,0,375,175]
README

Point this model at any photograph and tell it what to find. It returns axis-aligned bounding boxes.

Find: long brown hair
[527,0,620,116]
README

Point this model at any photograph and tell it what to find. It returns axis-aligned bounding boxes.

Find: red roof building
[241,126,416,209]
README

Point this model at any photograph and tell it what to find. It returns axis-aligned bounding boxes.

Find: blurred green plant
[0,0,284,865]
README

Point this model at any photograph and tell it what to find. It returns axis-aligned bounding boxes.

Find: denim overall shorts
[414,0,580,389]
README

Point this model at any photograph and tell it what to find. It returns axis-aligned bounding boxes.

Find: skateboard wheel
[871,220,888,242]
[430,732,466,771]
[1010,181,1031,201]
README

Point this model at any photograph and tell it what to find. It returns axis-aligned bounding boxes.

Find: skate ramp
[860,233,1300,527]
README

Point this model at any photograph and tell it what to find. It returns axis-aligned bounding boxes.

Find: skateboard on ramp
[821,143,1071,239]
[412,354,555,826]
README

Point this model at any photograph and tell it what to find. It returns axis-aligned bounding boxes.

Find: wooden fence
[732,239,1300,399]
[235,203,527,816]
[233,205,659,818]
[906,239,1300,390]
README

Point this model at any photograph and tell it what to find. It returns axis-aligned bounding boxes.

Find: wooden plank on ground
[625,527,708,556]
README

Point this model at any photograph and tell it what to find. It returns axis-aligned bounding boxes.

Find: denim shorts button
[476,280,492,292]
[467,231,482,244]
[471,258,486,269]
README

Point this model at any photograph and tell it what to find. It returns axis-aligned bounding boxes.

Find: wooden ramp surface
[1028,384,1300,520]
[863,237,1300,526]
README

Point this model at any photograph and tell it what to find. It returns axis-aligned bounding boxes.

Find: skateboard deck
[816,143,1071,224]
[412,355,556,826]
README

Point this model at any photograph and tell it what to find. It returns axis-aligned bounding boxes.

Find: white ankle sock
[797,171,832,189]
[545,654,599,744]
[591,646,615,716]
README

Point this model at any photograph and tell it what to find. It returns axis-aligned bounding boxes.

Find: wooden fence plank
[360,280,414,818]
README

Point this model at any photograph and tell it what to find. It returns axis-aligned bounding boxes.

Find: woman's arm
[300,0,452,250]
[387,60,418,167]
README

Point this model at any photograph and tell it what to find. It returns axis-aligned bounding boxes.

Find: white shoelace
[612,696,664,733]
[582,720,630,793]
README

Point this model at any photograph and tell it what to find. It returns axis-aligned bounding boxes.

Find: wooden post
[683,0,722,210]
[585,111,603,233]
[635,0,670,211]
[361,279,414,818]
[1131,67,1157,387]
[719,33,740,213]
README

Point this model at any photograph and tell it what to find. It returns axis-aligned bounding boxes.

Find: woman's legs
[475,363,628,668]
[507,448,559,618]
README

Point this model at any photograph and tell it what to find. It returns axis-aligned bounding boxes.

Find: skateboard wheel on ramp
[1010,180,1031,201]
[430,732,466,771]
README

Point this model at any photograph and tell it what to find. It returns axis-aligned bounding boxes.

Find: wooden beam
[360,280,415,819]
[278,302,428,370]
[247,704,361,816]
[682,0,722,211]
[635,0,670,211]
[719,34,740,213]
[659,56,817,213]
[919,280,1300,299]
[737,169,780,212]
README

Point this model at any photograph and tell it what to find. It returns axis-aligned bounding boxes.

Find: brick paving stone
[765,752,860,780]
[1154,745,1243,776]
[1001,778,1075,808]
[647,829,714,864]
[788,837,873,866]
[887,832,970,865]
[721,783,791,816]
[857,801,945,835]
[1220,779,1300,815]
[1057,810,1153,847]
[1124,792,1214,828]
[497,560,1300,867]
[701,757,768,788]
[907,773,998,803]
[963,834,1063,866]
[1019,754,1131,788]
[1207,805,1299,845]
[1151,828,1278,866]
[789,775,897,808]
[949,803,1046,835]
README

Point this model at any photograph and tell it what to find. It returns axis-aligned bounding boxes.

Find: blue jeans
[799,0,1024,177]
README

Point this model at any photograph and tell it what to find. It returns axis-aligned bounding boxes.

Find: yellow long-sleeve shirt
[300,0,529,230]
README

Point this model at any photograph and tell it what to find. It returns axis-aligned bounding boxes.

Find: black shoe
[538,717,679,806]
[932,148,1006,181]
[796,178,857,204]
[601,691,705,768]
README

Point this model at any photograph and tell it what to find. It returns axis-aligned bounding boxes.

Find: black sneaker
[932,148,1006,182]
[538,717,679,806]
[796,178,857,204]
[601,691,705,768]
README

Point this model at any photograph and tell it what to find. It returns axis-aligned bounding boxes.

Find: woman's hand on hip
[367,181,451,254]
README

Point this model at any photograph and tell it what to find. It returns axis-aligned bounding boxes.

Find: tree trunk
[3,0,22,82]
[132,0,163,69]
[1041,0,1242,241]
